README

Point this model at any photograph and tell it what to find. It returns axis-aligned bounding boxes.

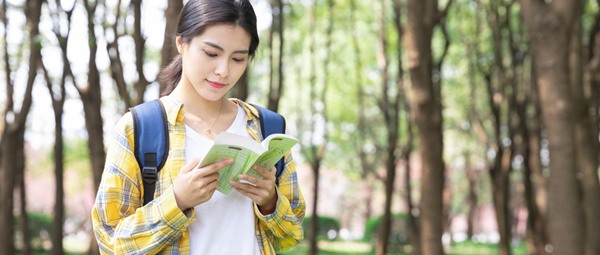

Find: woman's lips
[207,80,227,89]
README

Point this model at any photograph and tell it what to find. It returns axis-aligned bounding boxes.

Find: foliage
[362,213,410,252]
[14,212,53,251]
[35,138,91,176]
[302,216,341,241]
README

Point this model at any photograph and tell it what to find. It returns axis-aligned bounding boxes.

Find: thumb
[180,159,200,174]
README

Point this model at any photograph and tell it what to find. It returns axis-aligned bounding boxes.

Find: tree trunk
[375,0,399,254]
[159,0,183,94]
[82,2,105,255]
[308,160,321,255]
[42,37,68,255]
[391,1,421,253]
[0,133,18,255]
[82,0,105,199]
[586,5,600,253]
[520,1,585,254]
[0,0,41,254]
[267,0,284,111]
[464,153,478,240]
[466,39,483,244]
[405,1,445,254]
[350,0,377,231]
[305,0,331,254]
[132,0,148,106]
[490,147,513,255]
[306,3,318,253]
[571,4,600,255]
[50,104,65,255]
[18,148,31,255]
[106,0,150,109]
[517,60,546,255]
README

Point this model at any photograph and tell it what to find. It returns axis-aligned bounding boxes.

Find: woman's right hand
[173,158,234,212]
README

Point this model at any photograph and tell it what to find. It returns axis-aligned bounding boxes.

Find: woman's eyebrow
[203,41,249,54]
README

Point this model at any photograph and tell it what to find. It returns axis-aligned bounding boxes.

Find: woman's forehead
[189,24,252,52]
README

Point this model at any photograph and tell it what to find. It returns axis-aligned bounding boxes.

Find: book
[197,132,298,195]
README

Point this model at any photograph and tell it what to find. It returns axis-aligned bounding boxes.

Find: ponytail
[159,55,183,96]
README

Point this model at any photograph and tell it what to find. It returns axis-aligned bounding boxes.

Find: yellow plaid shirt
[91,96,305,255]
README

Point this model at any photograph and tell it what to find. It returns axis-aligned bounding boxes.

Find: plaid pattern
[91,96,305,255]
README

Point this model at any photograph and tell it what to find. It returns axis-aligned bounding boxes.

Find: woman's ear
[176,36,184,55]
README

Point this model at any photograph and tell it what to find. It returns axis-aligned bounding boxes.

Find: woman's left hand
[231,165,278,215]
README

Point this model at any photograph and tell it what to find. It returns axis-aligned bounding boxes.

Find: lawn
[18,240,527,254]
[282,240,528,255]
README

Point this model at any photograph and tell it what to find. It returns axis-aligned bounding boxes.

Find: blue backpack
[130,99,287,206]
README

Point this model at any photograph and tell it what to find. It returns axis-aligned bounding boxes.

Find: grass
[18,240,528,254]
[282,240,528,255]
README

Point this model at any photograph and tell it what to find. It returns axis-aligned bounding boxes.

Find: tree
[81,1,106,254]
[474,1,523,254]
[43,1,76,253]
[105,0,151,109]
[159,0,183,95]
[404,0,451,253]
[571,1,600,254]
[519,0,586,254]
[374,0,402,254]
[351,0,378,231]
[0,0,42,254]
[267,0,285,111]
[583,3,600,253]
[302,1,333,254]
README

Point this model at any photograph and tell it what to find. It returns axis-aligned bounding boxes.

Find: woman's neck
[171,81,239,138]
[172,83,226,117]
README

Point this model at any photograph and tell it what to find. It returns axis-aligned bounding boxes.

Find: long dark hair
[159,0,259,95]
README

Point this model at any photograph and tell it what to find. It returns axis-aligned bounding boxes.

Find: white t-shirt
[185,105,261,255]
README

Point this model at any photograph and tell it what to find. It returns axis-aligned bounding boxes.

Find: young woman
[91,1,305,254]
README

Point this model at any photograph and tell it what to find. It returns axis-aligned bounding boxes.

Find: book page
[247,134,298,178]
[198,133,266,194]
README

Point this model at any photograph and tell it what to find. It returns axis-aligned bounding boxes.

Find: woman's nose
[214,59,229,78]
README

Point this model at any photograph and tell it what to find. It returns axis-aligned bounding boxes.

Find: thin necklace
[185,99,224,138]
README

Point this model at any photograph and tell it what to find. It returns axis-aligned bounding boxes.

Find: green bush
[14,212,53,251]
[363,213,410,252]
[302,216,341,240]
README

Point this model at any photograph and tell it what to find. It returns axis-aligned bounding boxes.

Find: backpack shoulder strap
[251,104,286,184]
[130,99,169,206]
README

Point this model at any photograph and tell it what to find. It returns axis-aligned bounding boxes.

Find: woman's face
[177,24,251,101]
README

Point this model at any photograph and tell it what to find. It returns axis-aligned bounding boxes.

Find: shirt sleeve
[254,152,306,253]
[90,112,195,255]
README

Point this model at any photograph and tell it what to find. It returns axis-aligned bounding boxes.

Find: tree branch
[435,0,453,24]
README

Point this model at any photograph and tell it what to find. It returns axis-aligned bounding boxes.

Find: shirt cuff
[157,186,195,231]
[255,187,288,222]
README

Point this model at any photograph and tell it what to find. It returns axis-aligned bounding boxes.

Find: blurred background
[1,0,599,254]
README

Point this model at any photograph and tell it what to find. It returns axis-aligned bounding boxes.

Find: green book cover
[197,132,298,195]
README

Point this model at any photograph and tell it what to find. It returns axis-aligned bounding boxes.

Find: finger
[238,174,260,185]
[252,166,276,179]
[180,159,200,174]
[198,158,233,176]
[232,181,270,198]
[242,192,261,204]
[240,187,271,206]
[231,180,254,193]
[205,178,219,191]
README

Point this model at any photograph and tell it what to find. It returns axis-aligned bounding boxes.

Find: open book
[197,132,298,195]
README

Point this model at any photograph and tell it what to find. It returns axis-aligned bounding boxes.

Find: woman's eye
[232,58,246,63]
[203,50,217,57]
